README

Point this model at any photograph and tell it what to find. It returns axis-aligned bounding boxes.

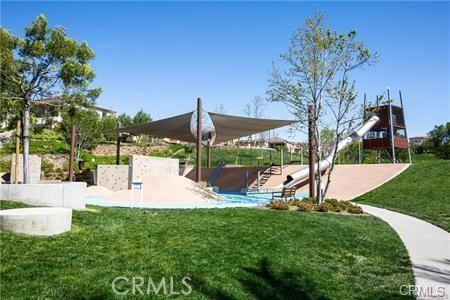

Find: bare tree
[267,13,376,202]
[322,34,376,198]
[214,104,226,114]
[244,96,266,144]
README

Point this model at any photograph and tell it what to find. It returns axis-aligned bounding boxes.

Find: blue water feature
[217,190,308,207]
[84,190,308,209]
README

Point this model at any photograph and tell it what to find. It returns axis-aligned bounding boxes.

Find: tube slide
[282,115,380,188]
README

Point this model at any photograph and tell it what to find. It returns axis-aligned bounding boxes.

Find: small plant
[267,200,290,210]
[347,204,364,214]
[296,201,314,212]
[316,201,333,212]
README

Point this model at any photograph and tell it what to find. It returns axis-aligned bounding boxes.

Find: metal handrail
[208,160,224,187]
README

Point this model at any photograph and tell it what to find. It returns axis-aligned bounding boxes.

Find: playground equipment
[282,115,380,188]
[362,90,411,163]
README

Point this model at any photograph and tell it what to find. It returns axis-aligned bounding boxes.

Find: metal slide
[282,115,380,188]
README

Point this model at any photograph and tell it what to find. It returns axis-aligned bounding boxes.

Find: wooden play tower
[362,89,412,163]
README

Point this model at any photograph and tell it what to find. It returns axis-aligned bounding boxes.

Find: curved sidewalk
[359,204,450,298]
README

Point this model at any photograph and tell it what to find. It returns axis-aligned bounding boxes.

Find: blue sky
[2,1,449,140]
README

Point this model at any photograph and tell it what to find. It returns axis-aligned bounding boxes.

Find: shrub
[296,201,314,212]
[347,204,364,214]
[267,200,290,210]
[316,201,333,212]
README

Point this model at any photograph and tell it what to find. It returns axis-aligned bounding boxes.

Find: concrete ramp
[295,164,410,200]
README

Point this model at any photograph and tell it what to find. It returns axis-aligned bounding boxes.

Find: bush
[347,204,364,214]
[267,200,290,210]
[296,201,314,212]
[0,158,10,172]
[268,196,363,214]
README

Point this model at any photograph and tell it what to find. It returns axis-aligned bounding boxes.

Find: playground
[1,5,448,299]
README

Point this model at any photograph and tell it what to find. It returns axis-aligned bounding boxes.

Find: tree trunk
[22,96,31,184]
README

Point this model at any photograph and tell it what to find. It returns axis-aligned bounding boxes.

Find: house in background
[1,98,116,130]
[409,136,429,146]
[32,98,116,129]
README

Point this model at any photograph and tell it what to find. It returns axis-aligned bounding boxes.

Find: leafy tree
[0,15,101,182]
[267,13,376,201]
[427,123,450,159]
[99,115,117,142]
[59,108,100,159]
[117,113,133,127]
[133,109,152,125]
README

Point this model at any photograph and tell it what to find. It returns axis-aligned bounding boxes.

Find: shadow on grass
[192,257,328,300]
[239,257,327,300]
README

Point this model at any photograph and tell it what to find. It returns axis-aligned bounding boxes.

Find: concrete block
[0,182,86,209]
[0,207,72,236]
[10,154,41,183]
[130,155,179,184]
[96,165,130,191]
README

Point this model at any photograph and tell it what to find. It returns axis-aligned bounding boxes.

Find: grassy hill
[355,154,450,231]
[0,200,413,299]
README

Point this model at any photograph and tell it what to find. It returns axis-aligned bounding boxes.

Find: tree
[243,96,266,144]
[267,13,376,201]
[0,15,101,183]
[0,29,21,123]
[427,123,450,159]
[117,113,133,127]
[133,109,152,124]
[214,104,227,114]
[59,107,100,159]
[99,115,117,142]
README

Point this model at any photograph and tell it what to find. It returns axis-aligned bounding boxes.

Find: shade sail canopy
[116,112,197,143]
[208,112,297,144]
[116,111,297,145]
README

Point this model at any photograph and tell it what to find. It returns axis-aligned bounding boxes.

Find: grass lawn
[354,154,450,232]
[0,201,413,299]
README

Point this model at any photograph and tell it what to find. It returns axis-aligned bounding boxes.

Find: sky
[2,1,449,140]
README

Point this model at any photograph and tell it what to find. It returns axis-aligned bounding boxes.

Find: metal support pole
[245,171,249,188]
[308,105,317,199]
[388,89,396,163]
[280,149,283,175]
[206,142,211,168]
[116,122,121,165]
[69,125,76,181]
[257,171,261,189]
[399,91,412,164]
[360,93,366,164]
[301,148,303,165]
[15,119,20,184]
[196,98,202,182]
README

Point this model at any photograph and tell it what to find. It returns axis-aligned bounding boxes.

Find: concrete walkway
[359,204,450,298]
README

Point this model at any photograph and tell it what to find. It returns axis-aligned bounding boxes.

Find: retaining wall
[0,182,86,209]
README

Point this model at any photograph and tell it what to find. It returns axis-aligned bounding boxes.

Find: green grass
[0,200,413,299]
[355,154,450,232]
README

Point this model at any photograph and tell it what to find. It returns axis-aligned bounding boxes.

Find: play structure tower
[362,90,411,163]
